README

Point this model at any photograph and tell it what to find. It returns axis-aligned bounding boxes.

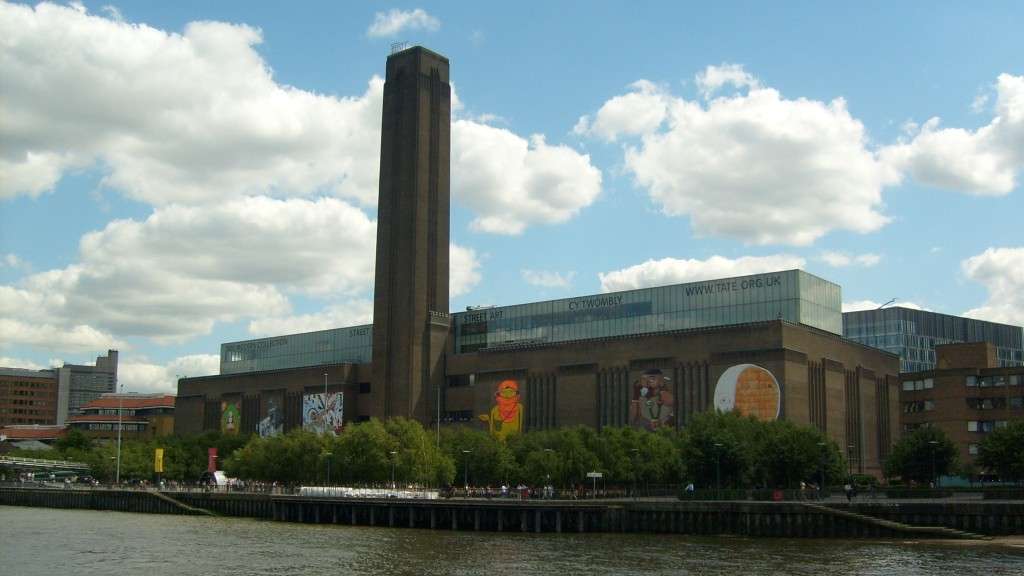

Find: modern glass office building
[843,307,1024,372]
[220,324,372,375]
[452,269,841,353]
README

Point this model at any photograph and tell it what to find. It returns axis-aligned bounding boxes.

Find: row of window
[441,410,474,423]
[0,408,47,415]
[902,400,935,414]
[76,423,147,432]
[967,374,1022,387]
[91,408,137,416]
[902,378,934,391]
[0,417,50,424]
[968,420,1008,433]
[966,397,1024,410]
[3,385,52,394]
[4,399,49,406]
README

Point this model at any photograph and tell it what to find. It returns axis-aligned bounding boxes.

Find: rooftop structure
[843,307,1023,372]
[67,393,175,440]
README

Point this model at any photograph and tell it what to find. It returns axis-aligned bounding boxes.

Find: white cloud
[100,5,123,22]
[366,8,440,38]
[120,354,220,394]
[1,3,597,235]
[248,300,373,337]
[522,269,576,289]
[598,254,805,292]
[0,356,48,370]
[971,92,990,114]
[880,73,1024,195]
[0,2,384,206]
[1,254,24,269]
[0,196,376,344]
[695,63,760,99]
[0,319,127,352]
[962,247,1024,326]
[247,241,481,336]
[841,300,929,313]
[573,80,669,141]
[820,251,881,268]
[450,243,482,298]
[581,67,896,246]
[452,123,602,234]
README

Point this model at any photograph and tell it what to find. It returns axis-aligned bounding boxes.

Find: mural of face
[630,369,674,431]
[479,379,523,441]
[220,401,241,434]
[714,364,780,421]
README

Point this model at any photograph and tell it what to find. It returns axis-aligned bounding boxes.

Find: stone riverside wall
[2,487,1022,537]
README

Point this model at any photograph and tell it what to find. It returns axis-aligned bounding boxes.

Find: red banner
[208,447,218,472]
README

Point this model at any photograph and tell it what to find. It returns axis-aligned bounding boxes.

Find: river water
[2,506,1022,576]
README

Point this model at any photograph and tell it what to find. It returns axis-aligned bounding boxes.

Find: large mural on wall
[258,396,284,438]
[220,400,241,435]
[479,379,523,441]
[714,364,781,421]
[303,392,343,435]
[630,368,675,431]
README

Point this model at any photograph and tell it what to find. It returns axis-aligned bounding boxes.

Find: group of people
[444,483,571,500]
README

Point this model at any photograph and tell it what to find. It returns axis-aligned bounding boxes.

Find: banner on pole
[154,448,164,473]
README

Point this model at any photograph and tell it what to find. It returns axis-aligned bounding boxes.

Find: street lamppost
[543,448,554,495]
[630,448,640,500]
[817,441,827,497]
[714,443,723,499]
[847,444,856,479]
[324,452,332,486]
[115,383,124,485]
[462,449,472,492]
[323,372,329,435]
[928,440,939,488]
[389,450,398,490]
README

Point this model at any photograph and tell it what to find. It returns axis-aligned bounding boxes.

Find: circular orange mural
[734,366,780,421]
[714,364,780,421]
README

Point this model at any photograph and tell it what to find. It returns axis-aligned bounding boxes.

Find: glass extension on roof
[220,324,372,375]
[452,270,840,353]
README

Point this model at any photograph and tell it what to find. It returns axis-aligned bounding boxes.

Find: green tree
[506,427,600,486]
[750,420,843,488]
[583,426,682,486]
[977,420,1024,483]
[439,426,514,487]
[884,426,958,484]
[225,428,324,483]
[678,411,758,489]
[54,428,93,452]
[384,417,455,486]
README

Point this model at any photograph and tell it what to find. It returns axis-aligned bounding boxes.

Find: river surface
[2,505,1023,576]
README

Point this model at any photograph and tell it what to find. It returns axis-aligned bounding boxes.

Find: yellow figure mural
[479,379,523,441]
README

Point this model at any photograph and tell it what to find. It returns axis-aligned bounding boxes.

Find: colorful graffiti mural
[629,368,675,431]
[220,401,241,434]
[258,397,283,438]
[302,392,343,435]
[714,364,780,421]
[479,379,523,441]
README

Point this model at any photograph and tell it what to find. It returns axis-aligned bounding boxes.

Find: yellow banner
[154,448,164,473]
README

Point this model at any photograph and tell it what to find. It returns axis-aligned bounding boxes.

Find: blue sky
[1,1,1022,393]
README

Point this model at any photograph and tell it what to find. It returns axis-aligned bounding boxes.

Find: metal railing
[0,455,90,470]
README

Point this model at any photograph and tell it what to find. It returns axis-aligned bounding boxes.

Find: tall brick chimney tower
[371,46,451,421]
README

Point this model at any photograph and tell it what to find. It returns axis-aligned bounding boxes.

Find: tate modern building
[177,46,901,477]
